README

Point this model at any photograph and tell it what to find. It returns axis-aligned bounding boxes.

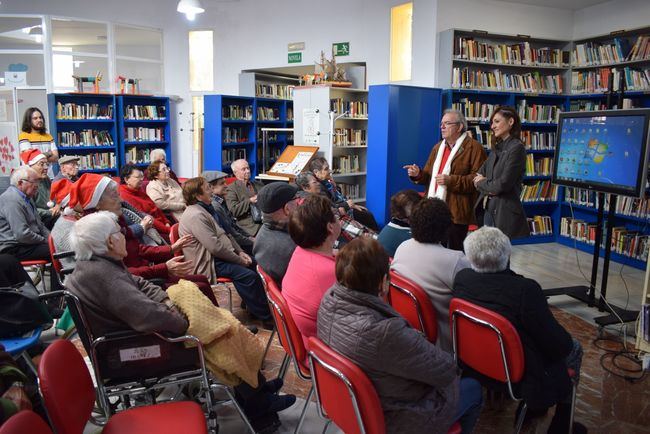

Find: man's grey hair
[70,211,119,261]
[10,166,37,186]
[150,148,167,162]
[463,226,511,273]
[295,172,317,190]
[443,109,468,132]
[231,158,247,173]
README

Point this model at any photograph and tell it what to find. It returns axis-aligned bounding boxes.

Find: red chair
[256,265,285,365]
[225,176,236,186]
[449,298,577,434]
[20,259,49,293]
[387,270,437,343]
[170,223,234,311]
[0,410,53,434]
[38,339,209,434]
[265,278,313,433]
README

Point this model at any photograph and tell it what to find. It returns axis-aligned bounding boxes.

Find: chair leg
[20,351,38,377]
[223,386,256,434]
[278,354,290,381]
[568,382,577,432]
[322,419,332,434]
[38,265,48,293]
[514,401,527,434]
[263,328,276,361]
[294,385,314,434]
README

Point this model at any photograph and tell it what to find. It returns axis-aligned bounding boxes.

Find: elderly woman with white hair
[453,227,584,433]
[150,148,180,183]
[65,211,188,337]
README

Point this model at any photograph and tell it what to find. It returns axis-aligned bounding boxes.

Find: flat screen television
[552,109,650,197]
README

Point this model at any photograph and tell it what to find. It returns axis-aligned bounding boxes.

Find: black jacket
[453,268,573,409]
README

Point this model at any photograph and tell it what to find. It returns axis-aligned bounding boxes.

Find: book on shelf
[520,180,558,202]
[569,98,637,111]
[571,67,650,93]
[287,107,294,121]
[468,126,493,148]
[56,102,113,120]
[521,131,555,150]
[222,148,247,167]
[527,215,553,235]
[452,98,496,121]
[125,147,151,165]
[257,107,280,121]
[330,99,368,118]
[564,187,650,219]
[525,155,553,176]
[452,67,563,94]
[76,152,116,170]
[257,147,282,162]
[333,155,361,174]
[58,130,114,147]
[222,105,253,121]
[516,99,561,123]
[223,127,249,143]
[123,105,166,120]
[334,128,367,147]
[125,127,164,142]
[337,182,360,199]
[257,128,279,142]
[572,37,631,66]
[453,36,569,67]
[627,35,650,62]
[256,83,294,100]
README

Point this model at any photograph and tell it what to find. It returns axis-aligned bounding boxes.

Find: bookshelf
[47,93,119,175]
[202,95,293,175]
[239,72,298,100]
[293,85,368,204]
[117,95,171,170]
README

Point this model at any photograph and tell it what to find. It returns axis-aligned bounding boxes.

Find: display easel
[255,145,318,183]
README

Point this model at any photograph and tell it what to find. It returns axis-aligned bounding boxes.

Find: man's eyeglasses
[440,121,460,127]
[21,178,40,185]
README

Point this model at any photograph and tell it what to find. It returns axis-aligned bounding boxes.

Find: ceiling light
[177,0,204,20]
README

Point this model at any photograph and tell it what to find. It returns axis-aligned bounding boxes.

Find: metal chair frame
[388,280,428,338]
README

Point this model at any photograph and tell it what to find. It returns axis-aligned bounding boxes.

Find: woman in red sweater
[119,164,171,239]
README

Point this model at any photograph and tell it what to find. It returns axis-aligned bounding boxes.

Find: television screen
[552,109,650,197]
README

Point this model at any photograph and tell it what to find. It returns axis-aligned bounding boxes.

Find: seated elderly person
[202,170,254,255]
[377,189,422,257]
[179,177,270,322]
[53,155,80,182]
[453,227,585,433]
[150,148,179,184]
[294,172,321,197]
[225,159,263,236]
[146,160,185,222]
[253,183,300,286]
[318,237,483,434]
[391,198,470,352]
[20,149,59,229]
[119,164,172,239]
[282,195,339,346]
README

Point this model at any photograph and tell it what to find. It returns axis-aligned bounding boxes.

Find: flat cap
[257,182,299,213]
[201,170,228,183]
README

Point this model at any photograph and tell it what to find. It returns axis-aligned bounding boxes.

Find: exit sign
[333,42,350,56]
[288,52,302,63]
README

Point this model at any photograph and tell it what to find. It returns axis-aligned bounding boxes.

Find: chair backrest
[170,223,179,244]
[308,337,385,434]
[264,277,310,377]
[225,176,236,186]
[0,410,53,434]
[256,264,276,293]
[63,291,95,353]
[48,234,63,276]
[449,298,525,394]
[387,270,437,343]
[38,339,96,434]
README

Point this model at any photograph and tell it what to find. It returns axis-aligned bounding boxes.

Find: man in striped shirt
[18,107,59,176]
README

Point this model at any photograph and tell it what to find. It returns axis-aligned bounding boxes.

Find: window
[389,2,413,82]
[115,25,163,94]
[189,30,213,91]
[0,16,45,86]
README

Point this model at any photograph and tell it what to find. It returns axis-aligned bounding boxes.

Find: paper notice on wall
[302,108,319,145]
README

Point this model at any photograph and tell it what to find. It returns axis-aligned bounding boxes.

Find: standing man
[404,109,487,251]
[53,155,80,182]
[19,107,59,176]
[225,159,263,236]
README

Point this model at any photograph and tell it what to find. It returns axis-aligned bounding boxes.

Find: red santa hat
[20,149,46,166]
[49,179,72,208]
[68,173,114,210]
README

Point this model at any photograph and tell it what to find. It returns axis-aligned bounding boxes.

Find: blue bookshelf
[203,95,293,175]
[48,93,119,175]
[117,95,171,171]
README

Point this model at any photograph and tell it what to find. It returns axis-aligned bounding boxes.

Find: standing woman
[472,106,529,239]
[19,107,59,176]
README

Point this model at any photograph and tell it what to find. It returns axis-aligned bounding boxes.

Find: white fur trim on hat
[86,176,112,210]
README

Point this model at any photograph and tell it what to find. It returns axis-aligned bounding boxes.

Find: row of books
[222,127,249,144]
[451,67,563,94]
[338,183,361,200]
[569,98,636,111]
[516,100,561,123]
[521,180,558,202]
[525,155,553,176]
[334,128,367,147]
[256,83,294,100]
[452,98,496,121]
[257,107,280,121]
[453,37,569,67]
[73,152,116,170]
[560,217,649,261]
[570,67,650,93]
[527,215,553,236]
[572,38,631,66]
[332,155,361,174]
[564,187,650,219]
[257,129,279,142]
[222,148,247,167]
[57,130,114,147]
[468,126,493,147]
[123,105,166,120]
[257,147,282,162]
[222,105,253,121]
[521,131,556,150]
[124,147,152,165]
[627,35,650,62]
[124,127,165,142]
[56,102,113,120]
[330,99,368,118]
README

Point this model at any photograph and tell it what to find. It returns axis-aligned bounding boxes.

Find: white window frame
[114,23,164,94]
[0,14,47,89]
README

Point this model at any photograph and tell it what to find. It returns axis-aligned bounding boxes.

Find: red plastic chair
[265,278,313,433]
[38,339,208,434]
[0,410,53,434]
[20,259,49,293]
[225,176,236,186]
[449,298,577,434]
[387,270,438,343]
[255,265,285,365]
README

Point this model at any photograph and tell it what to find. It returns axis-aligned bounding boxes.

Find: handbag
[250,203,263,224]
[0,282,53,338]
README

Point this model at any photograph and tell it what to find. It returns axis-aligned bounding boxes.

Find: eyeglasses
[440,121,460,127]
[160,167,170,172]
[34,161,49,167]
[21,178,40,185]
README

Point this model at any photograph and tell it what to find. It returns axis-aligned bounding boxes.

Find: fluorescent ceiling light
[177,0,205,21]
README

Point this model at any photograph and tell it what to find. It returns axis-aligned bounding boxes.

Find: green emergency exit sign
[333,42,350,56]
[288,52,302,64]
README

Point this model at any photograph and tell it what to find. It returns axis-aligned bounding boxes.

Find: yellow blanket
[167,280,264,388]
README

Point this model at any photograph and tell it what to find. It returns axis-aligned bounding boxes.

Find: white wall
[573,0,650,40]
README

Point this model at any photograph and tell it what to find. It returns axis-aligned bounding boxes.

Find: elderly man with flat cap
[253,182,301,286]
[53,155,80,182]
